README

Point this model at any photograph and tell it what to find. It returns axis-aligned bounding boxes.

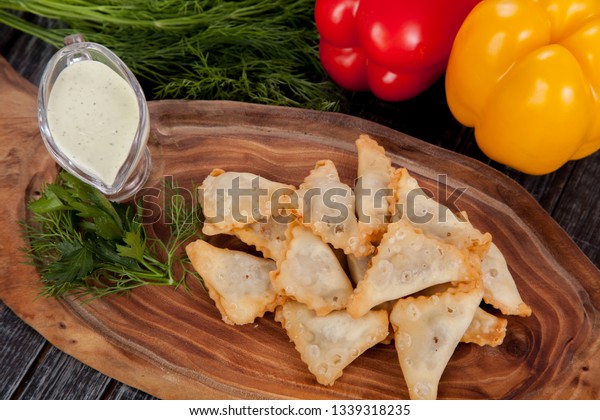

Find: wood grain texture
[0,55,599,400]
[551,158,600,265]
[18,347,112,400]
[0,307,47,399]
[105,383,155,400]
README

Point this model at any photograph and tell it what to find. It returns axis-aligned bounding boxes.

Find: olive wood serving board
[1,55,599,400]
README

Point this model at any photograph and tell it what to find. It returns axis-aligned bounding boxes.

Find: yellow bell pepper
[446,0,600,174]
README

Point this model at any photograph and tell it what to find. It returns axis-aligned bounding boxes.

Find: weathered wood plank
[0,306,47,399]
[17,346,112,400]
[0,16,58,84]
[106,383,157,401]
[551,157,600,266]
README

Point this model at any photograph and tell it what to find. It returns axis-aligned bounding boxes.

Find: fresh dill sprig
[21,172,204,301]
[0,0,344,111]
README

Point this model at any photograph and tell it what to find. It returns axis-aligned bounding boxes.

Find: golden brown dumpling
[186,239,283,325]
[199,169,295,236]
[390,283,483,400]
[347,219,478,318]
[294,160,373,257]
[271,223,354,316]
[276,301,389,386]
[355,135,393,244]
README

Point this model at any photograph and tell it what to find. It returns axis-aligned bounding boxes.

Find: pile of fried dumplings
[186,135,532,400]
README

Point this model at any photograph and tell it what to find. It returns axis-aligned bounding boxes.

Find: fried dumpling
[347,254,397,313]
[271,223,354,316]
[347,219,478,318]
[355,135,393,244]
[275,301,389,386]
[389,168,491,258]
[295,160,373,257]
[481,243,532,316]
[230,216,289,261]
[390,283,483,400]
[418,284,507,347]
[461,307,507,347]
[199,169,295,236]
[185,239,282,325]
[389,168,530,317]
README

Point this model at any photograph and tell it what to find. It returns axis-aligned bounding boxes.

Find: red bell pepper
[315,0,481,101]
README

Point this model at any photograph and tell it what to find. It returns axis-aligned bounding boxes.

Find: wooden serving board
[1,55,599,400]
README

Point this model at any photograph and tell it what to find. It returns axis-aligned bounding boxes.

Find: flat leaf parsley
[21,172,203,300]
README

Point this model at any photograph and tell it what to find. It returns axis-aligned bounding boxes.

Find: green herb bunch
[0,0,343,110]
[21,172,203,300]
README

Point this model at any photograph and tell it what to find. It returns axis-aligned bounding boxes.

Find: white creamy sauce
[47,60,140,185]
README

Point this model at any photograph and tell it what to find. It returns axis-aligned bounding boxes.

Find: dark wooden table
[1,17,598,400]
